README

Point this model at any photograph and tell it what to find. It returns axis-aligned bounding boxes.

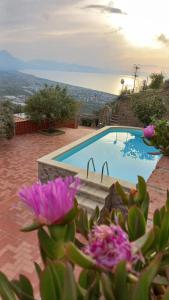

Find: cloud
[84,3,127,15]
[157,33,169,46]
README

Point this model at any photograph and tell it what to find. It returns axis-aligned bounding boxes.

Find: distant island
[0,70,117,114]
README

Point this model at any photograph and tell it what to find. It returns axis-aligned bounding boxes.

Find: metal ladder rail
[86,157,96,178]
[101,161,109,183]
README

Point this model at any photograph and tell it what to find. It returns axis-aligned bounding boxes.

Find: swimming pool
[52,127,160,184]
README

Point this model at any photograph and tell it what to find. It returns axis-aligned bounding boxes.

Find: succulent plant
[0,176,169,300]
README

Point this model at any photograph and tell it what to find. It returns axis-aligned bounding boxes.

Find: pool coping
[38,125,146,189]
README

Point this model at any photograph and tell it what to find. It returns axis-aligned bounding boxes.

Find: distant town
[0,70,117,114]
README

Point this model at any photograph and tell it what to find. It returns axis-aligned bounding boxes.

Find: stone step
[110,122,119,125]
[77,171,114,192]
[77,195,104,214]
[77,184,109,204]
[111,116,119,120]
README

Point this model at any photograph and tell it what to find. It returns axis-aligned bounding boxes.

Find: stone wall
[116,97,143,127]
[38,162,77,183]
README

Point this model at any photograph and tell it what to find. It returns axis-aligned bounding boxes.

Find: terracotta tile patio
[0,126,169,296]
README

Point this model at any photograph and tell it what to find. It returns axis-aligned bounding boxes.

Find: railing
[86,157,96,178]
[101,161,109,183]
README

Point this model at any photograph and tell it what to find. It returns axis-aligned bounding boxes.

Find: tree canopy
[25,85,78,127]
[149,73,164,89]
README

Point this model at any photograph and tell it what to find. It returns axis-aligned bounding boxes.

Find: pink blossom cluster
[143,125,155,139]
[19,177,80,225]
[84,225,138,270]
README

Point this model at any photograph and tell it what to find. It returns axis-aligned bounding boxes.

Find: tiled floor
[0,127,94,294]
[0,126,169,295]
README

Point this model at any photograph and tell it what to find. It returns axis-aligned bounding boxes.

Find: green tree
[149,73,164,89]
[25,85,78,131]
[0,101,15,139]
[132,96,166,125]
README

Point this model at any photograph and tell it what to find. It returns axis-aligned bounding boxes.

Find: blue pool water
[53,128,161,184]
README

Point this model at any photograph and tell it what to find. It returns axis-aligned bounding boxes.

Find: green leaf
[19,275,34,300]
[132,254,162,300]
[114,261,128,300]
[160,206,165,221]
[166,191,169,210]
[40,265,61,300]
[64,221,76,242]
[101,273,115,300]
[63,264,77,300]
[159,211,169,250]
[65,242,95,269]
[38,228,64,260]
[140,228,155,255]
[84,277,100,300]
[49,224,67,241]
[50,261,65,286]
[75,208,89,239]
[153,209,161,227]
[34,262,42,280]
[115,182,129,205]
[79,270,96,289]
[12,275,35,300]
[128,206,146,241]
[140,193,149,221]
[21,222,42,232]
[0,272,16,300]
[136,176,147,203]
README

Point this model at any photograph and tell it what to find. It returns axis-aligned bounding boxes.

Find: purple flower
[84,225,138,270]
[19,177,80,225]
[143,125,155,139]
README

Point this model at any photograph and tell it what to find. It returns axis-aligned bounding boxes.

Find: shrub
[132,96,166,125]
[1,176,169,299]
[25,85,78,131]
[149,73,164,89]
[0,100,14,139]
[143,120,169,155]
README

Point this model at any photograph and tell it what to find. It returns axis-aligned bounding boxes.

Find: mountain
[0,71,117,114]
[0,50,24,71]
[0,50,105,73]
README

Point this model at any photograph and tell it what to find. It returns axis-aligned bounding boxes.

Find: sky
[0,0,169,74]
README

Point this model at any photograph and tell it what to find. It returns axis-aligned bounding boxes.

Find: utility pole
[132,64,140,93]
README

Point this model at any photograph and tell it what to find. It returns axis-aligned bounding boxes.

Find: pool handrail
[86,157,96,178]
[101,161,109,182]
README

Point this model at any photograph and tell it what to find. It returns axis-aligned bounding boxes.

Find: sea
[22,69,138,95]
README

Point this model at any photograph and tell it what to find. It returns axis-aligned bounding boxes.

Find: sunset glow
[106,0,169,48]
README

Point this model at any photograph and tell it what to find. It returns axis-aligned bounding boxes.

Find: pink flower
[143,125,155,139]
[19,177,80,225]
[84,225,138,270]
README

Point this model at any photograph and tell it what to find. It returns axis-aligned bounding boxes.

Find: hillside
[0,71,117,114]
[113,89,169,126]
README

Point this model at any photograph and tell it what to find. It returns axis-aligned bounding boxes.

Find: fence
[15,119,78,135]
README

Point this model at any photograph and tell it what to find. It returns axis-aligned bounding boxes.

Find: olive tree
[25,85,78,131]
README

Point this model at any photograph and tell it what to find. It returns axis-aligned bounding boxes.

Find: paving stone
[0,127,168,295]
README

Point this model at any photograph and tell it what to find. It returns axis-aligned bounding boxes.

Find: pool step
[77,184,109,204]
[76,195,104,214]
[76,171,114,192]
